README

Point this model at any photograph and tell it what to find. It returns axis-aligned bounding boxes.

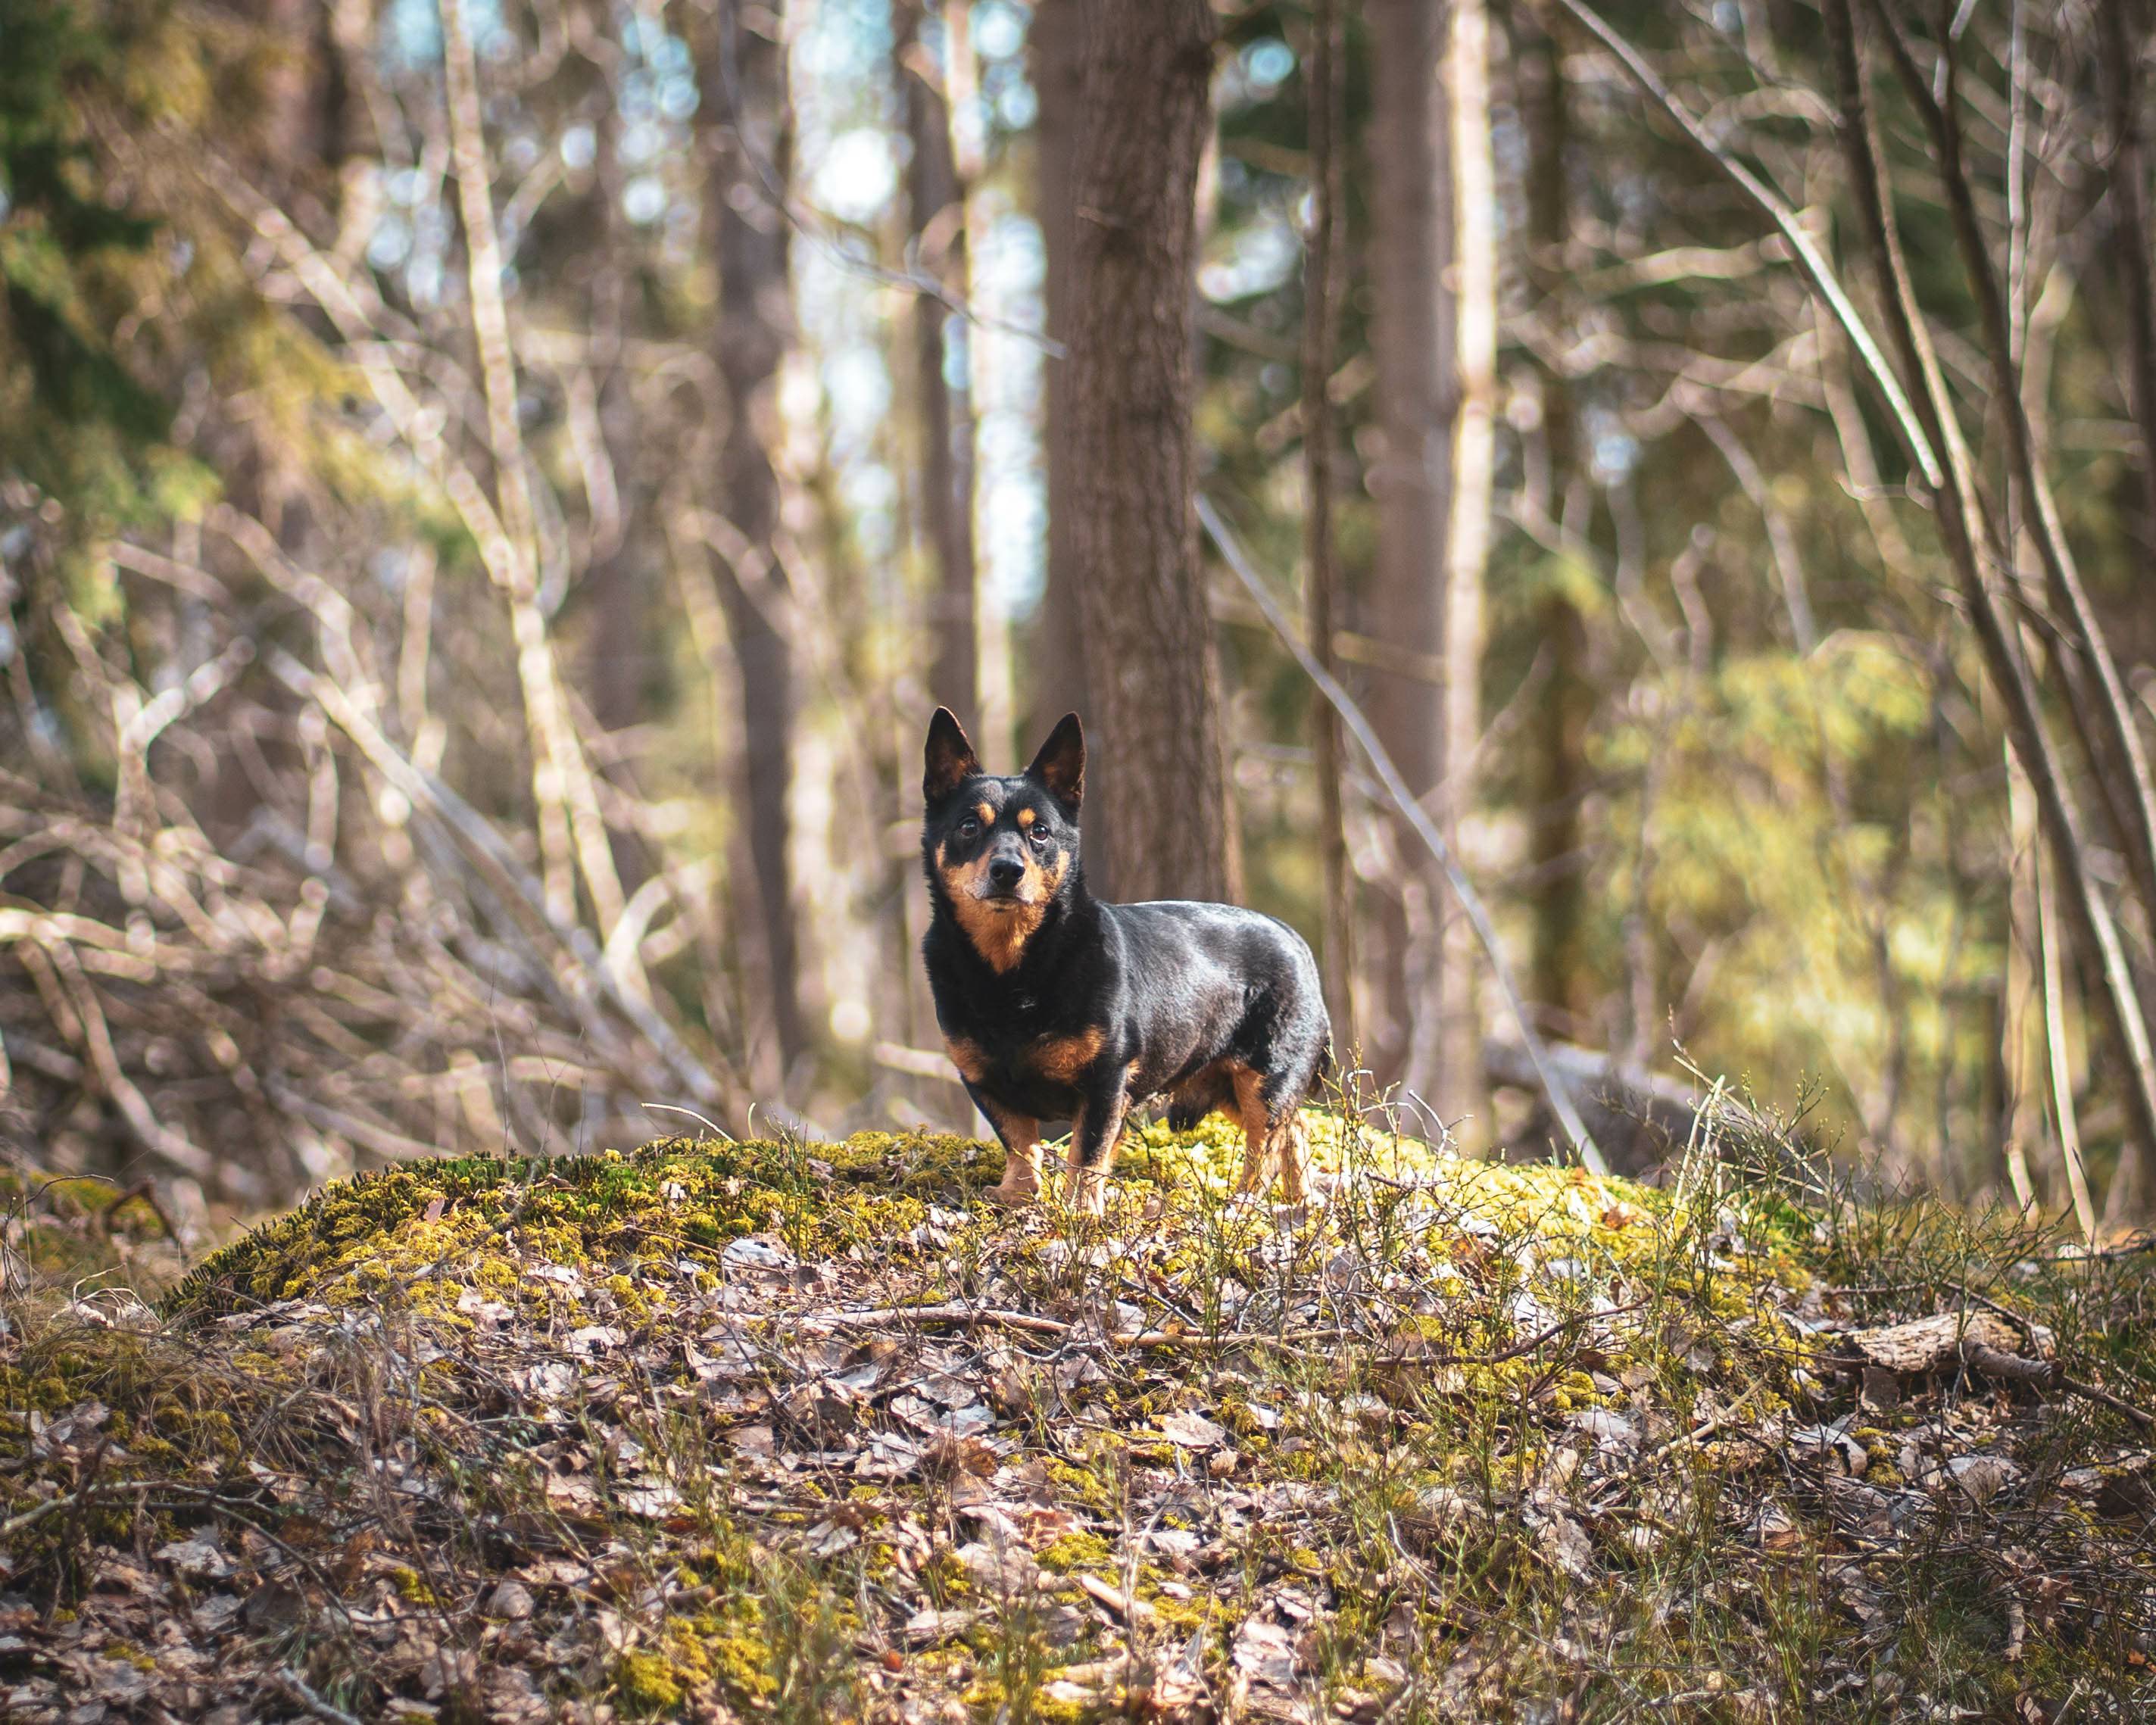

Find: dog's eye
[1028,826,1050,847]
[957,816,981,838]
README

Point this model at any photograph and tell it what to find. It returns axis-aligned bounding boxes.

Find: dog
[919,707,1331,1211]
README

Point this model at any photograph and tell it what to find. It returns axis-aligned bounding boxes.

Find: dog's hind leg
[1228,1065,1273,1197]
[1229,1065,1311,1203]
[1272,1106,1309,1204]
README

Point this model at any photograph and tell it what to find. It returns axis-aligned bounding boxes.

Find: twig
[279,1670,367,1725]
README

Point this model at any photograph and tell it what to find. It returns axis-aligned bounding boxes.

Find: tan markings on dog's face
[944,1034,988,1083]
[975,800,997,827]
[1016,807,1035,829]
[940,844,1069,973]
[1028,1025,1106,1084]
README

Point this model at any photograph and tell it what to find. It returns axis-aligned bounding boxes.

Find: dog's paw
[1062,1171,1109,1216]
[983,1173,1041,1209]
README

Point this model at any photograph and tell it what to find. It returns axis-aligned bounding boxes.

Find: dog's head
[922,709,1084,968]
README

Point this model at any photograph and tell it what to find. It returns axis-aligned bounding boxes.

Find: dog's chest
[941,1005,1108,1108]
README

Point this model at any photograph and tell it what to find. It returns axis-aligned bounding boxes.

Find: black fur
[920,708,1331,1202]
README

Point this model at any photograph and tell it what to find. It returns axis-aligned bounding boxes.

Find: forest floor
[3,1112,2155,1723]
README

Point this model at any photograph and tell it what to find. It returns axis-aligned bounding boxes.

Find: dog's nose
[988,856,1025,891]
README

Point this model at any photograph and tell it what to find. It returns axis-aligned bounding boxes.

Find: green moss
[1034,1531,1117,1575]
[384,1564,435,1605]
[1041,1458,1113,1515]
[613,1649,685,1714]
[170,1134,1009,1318]
[962,1673,1090,1724]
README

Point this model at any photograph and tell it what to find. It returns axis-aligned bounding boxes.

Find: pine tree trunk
[1064,0,1231,904]
[1365,0,1449,1093]
[1440,0,1495,1143]
[1030,0,1093,816]
[1365,0,1487,1134]
[1303,0,1354,1064]
[583,80,654,898]
[1515,1,1590,1034]
[705,0,804,1085]
[897,1,978,733]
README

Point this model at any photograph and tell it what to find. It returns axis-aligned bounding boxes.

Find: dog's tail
[1309,1038,1335,1099]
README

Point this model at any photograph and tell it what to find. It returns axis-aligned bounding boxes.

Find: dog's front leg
[1064,1068,1131,1215]
[966,1083,1044,1204]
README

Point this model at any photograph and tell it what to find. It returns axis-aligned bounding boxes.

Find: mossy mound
[169,1128,1000,1318]
[173,1112,1754,1324]
[6,1116,2153,1723]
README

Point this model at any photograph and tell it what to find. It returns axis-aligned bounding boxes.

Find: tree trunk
[704,0,804,1085]
[1514,0,1591,1035]
[1303,0,1354,1064]
[897,1,978,733]
[1440,0,1496,1143]
[583,73,654,899]
[2101,0,2156,556]
[1365,0,1490,1136]
[1064,0,1231,904]
[1030,0,1094,828]
[1365,0,1454,1093]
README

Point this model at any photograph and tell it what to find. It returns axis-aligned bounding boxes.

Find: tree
[896,0,978,733]
[702,0,804,1086]
[1364,0,1492,1130]
[1303,0,1353,1062]
[1509,1,1591,1039]
[1027,0,1090,763]
[1065,0,1231,904]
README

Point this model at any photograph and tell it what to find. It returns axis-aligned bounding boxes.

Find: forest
[6,0,2156,1719]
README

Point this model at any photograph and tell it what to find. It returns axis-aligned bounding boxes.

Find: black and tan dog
[920,707,1331,1211]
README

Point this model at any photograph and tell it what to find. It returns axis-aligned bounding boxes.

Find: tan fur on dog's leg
[1275,1109,1309,1204]
[1229,1066,1273,1196]
[989,1119,1043,1205]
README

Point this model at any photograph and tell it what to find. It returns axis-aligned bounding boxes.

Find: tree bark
[1440,0,1496,1143]
[1303,0,1354,1063]
[1365,0,1491,1134]
[1514,1,1591,1035]
[582,79,653,898]
[897,1,978,733]
[704,0,805,1083]
[1365,0,1454,1092]
[1064,0,1231,904]
[1028,0,1090,756]
[2002,744,2042,1210]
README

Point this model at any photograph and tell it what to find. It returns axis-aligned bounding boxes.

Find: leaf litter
[2,1110,2154,1720]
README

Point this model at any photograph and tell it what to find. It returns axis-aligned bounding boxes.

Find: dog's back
[1098,900,1329,1114]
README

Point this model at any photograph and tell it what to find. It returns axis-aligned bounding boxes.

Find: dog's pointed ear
[1025,713,1084,814]
[924,707,981,805]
